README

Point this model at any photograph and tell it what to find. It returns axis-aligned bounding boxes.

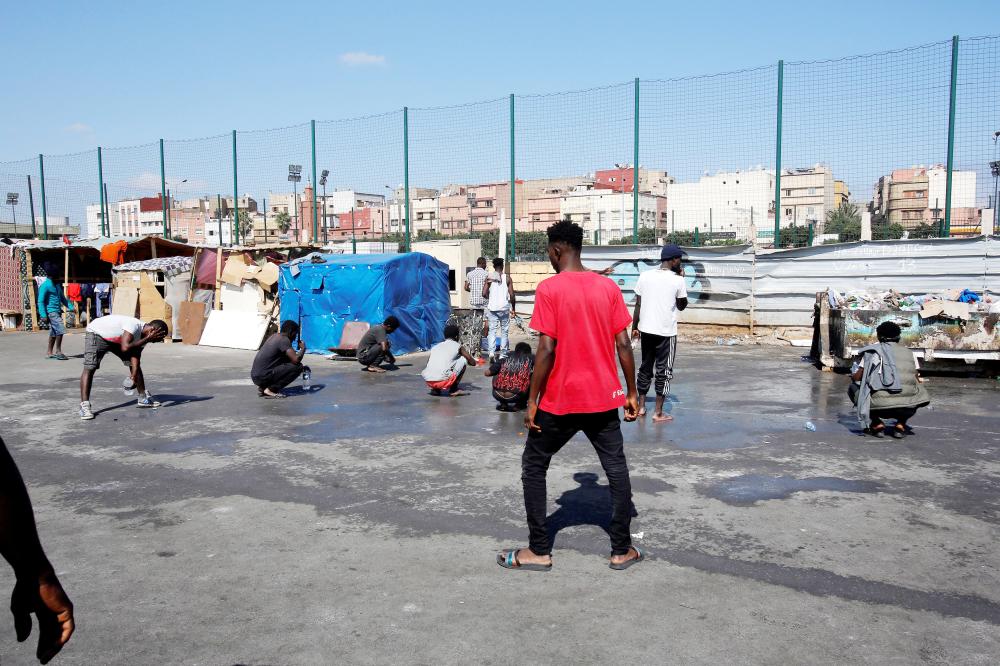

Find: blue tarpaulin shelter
[278,253,451,355]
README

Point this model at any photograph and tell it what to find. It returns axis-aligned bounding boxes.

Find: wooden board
[112,287,139,317]
[199,310,269,350]
[178,301,209,345]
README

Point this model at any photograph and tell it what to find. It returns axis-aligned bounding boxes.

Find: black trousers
[253,362,303,392]
[636,332,677,397]
[870,407,918,424]
[522,409,633,556]
[494,389,528,411]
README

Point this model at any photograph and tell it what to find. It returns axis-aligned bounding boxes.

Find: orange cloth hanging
[99,240,128,265]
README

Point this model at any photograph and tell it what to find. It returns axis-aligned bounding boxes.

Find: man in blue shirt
[36,269,70,360]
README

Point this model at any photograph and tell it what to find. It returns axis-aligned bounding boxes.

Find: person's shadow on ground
[282,384,326,396]
[94,394,213,415]
[546,472,638,549]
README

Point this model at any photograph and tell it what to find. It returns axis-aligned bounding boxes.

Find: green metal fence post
[633,77,639,243]
[943,35,959,238]
[159,139,168,237]
[351,207,357,254]
[509,94,516,258]
[403,107,411,252]
[808,222,814,247]
[311,120,318,244]
[773,59,784,248]
[38,154,48,240]
[97,146,106,236]
[232,130,239,245]
[694,226,700,246]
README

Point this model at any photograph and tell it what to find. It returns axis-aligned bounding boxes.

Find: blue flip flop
[496,548,552,572]
[609,546,645,570]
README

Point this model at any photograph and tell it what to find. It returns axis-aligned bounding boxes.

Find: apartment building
[666,168,774,238]
[778,165,835,228]
[559,185,665,244]
[593,167,673,196]
[871,166,977,228]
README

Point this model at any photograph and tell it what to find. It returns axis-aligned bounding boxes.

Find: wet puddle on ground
[699,474,881,506]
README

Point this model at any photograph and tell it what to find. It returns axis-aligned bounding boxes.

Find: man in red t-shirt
[497,220,642,572]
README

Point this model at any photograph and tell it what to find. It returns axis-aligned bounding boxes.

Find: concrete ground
[0,330,998,665]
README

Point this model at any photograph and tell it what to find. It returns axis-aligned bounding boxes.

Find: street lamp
[6,193,18,228]
[165,179,187,237]
[319,169,329,244]
[288,164,302,241]
[991,131,1000,233]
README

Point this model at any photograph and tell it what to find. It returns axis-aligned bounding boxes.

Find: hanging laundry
[100,240,128,265]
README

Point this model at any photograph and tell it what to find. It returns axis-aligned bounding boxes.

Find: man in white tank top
[482,257,516,361]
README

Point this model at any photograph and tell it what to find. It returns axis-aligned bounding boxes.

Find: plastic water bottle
[302,367,311,390]
[122,378,136,396]
[804,421,816,432]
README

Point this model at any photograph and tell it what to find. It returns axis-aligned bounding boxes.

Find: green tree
[872,222,905,240]
[274,211,292,234]
[237,210,254,242]
[908,222,938,239]
[825,202,862,242]
[780,223,811,248]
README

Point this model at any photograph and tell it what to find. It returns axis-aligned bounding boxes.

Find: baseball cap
[660,243,685,261]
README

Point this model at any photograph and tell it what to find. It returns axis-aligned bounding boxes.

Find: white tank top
[487,273,510,311]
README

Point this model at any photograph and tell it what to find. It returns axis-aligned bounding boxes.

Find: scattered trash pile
[828,288,999,320]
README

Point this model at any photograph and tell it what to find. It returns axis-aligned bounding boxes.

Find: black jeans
[636,333,677,397]
[521,409,633,556]
[253,362,303,392]
[494,389,528,411]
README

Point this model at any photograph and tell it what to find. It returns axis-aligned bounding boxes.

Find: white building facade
[666,168,774,240]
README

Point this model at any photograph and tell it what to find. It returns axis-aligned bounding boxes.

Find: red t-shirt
[530,271,632,415]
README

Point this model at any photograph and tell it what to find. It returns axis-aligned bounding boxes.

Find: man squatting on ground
[251,320,308,398]
[484,341,534,412]
[849,320,930,439]
[0,436,75,664]
[421,324,476,397]
[497,220,643,572]
[79,314,168,420]
[357,316,399,373]
[463,257,489,360]
[36,266,71,361]
[631,243,688,422]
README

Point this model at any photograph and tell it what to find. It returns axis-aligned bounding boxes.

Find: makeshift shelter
[0,236,193,331]
[112,256,194,339]
[278,253,451,355]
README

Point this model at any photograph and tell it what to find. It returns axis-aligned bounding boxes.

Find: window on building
[808,188,816,195]
[532,214,540,221]
[785,208,792,215]
[784,189,791,196]
[807,207,814,215]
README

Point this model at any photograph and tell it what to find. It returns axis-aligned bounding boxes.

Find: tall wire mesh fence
[1,35,997,253]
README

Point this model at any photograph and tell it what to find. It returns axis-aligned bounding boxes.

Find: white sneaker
[136,394,161,408]
[79,401,94,420]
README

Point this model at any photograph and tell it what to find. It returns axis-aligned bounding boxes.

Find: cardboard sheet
[221,281,265,313]
[199,310,270,350]
[112,287,139,317]
[178,301,209,345]
[256,262,280,288]
[919,299,970,321]
[220,255,250,286]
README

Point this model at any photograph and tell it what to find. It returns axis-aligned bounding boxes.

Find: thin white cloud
[338,51,386,67]
[65,122,93,134]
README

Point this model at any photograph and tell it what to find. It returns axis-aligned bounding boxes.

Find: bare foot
[638,407,647,417]
[652,413,673,423]
[448,390,470,397]
[609,546,642,567]
[363,366,387,373]
[511,548,551,566]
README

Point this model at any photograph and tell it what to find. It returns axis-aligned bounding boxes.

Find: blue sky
[1,1,997,229]
[3,0,996,158]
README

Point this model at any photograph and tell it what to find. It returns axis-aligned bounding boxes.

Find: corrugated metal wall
[580,237,1000,328]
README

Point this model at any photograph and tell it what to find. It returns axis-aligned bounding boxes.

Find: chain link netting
[1,36,997,252]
